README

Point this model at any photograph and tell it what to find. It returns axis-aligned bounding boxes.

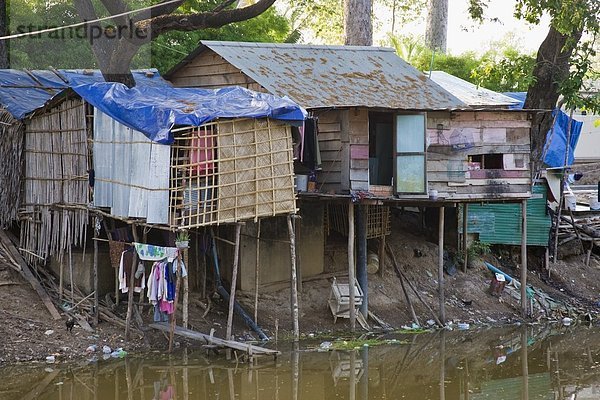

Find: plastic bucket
[295,174,308,192]
[565,194,576,211]
[367,253,379,274]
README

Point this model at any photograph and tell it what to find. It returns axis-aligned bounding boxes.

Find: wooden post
[68,244,74,304]
[378,235,386,277]
[93,217,99,327]
[438,206,446,325]
[125,226,139,341]
[349,349,356,400]
[356,204,368,317]
[287,215,300,341]
[183,245,189,329]
[59,257,64,302]
[462,203,468,272]
[521,200,528,318]
[169,250,183,352]
[348,201,356,332]
[254,220,261,323]
[225,223,242,341]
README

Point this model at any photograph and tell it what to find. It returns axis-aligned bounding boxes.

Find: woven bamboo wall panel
[21,99,89,262]
[0,110,24,228]
[170,118,296,228]
[328,204,391,239]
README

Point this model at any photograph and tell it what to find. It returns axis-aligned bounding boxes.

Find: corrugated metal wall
[461,184,551,246]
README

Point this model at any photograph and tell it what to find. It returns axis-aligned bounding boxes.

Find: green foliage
[513,0,600,113]
[150,7,291,74]
[467,241,490,258]
[387,34,537,93]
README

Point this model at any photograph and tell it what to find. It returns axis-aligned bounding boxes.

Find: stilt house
[165,42,535,300]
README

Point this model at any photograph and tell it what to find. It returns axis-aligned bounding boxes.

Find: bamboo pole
[438,207,446,325]
[93,217,99,327]
[521,200,528,318]
[59,257,64,302]
[125,226,139,341]
[169,250,183,352]
[356,205,368,318]
[348,201,356,332]
[183,245,189,329]
[287,215,300,341]
[69,244,74,304]
[225,223,242,341]
[254,219,261,323]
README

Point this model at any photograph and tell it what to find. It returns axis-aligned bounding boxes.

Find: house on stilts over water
[0,67,306,342]
[165,41,538,324]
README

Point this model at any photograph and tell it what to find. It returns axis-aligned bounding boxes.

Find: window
[394,114,426,194]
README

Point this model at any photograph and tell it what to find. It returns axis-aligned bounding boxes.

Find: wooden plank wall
[426,111,532,200]
[169,49,265,92]
[348,109,369,191]
[315,109,346,192]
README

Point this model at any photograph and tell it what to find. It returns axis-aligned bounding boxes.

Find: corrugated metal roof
[194,41,466,110]
[429,71,520,107]
[463,184,551,246]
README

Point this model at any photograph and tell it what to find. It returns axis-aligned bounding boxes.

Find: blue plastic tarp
[0,69,169,119]
[503,92,584,167]
[542,109,583,168]
[71,82,307,144]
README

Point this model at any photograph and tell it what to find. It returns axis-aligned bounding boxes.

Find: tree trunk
[0,0,9,68]
[425,0,448,53]
[524,25,582,169]
[344,0,372,46]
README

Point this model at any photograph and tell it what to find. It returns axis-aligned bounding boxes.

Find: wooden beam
[287,215,300,342]
[226,223,242,341]
[348,201,356,332]
[438,207,446,325]
[0,231,61,320]
[254,220,261,324]
[521,200,528,317]
[93,217,99,327]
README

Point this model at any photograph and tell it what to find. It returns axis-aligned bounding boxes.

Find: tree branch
[144,0,276,38]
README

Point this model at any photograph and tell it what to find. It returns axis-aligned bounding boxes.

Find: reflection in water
[4,326,600,399]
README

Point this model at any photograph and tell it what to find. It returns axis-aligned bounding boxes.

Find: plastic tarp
[0,69,169,119]
[542,109,583,168]
[71,82,307,144]
[503,92,584,167]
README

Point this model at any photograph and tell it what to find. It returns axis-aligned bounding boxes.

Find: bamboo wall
[0,110,24,228]
[20,98,89,262]
[170,118,296,228]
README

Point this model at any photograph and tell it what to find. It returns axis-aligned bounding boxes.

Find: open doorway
[369,112,394,186]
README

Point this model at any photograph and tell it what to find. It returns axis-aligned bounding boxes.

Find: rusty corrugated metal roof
[198,41,466,110]
[429,71,520,108]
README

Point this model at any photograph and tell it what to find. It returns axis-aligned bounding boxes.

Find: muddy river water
[2,325,600,399]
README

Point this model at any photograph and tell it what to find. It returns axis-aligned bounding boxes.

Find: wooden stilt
[59,257,64,302]
[287,215,300,341]
[521,200,528,317]
[225,223,242,341]
[125,226,139,341]
[295,216,303,292]
[462,203,468,272]
[378,235,386,277]
[438,207,446,325]
[169,249,183,352]
[356,205,368,317]
[93,217,99,327]
[183,245,189,329]
[349,349,356,400]
[348,201,356,332]
[254,220,261,323]
[68,244,74,304]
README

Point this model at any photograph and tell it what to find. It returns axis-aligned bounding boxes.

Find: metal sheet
[93,109,170,224]
[429,71,520,107]
[193,41,466,110]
